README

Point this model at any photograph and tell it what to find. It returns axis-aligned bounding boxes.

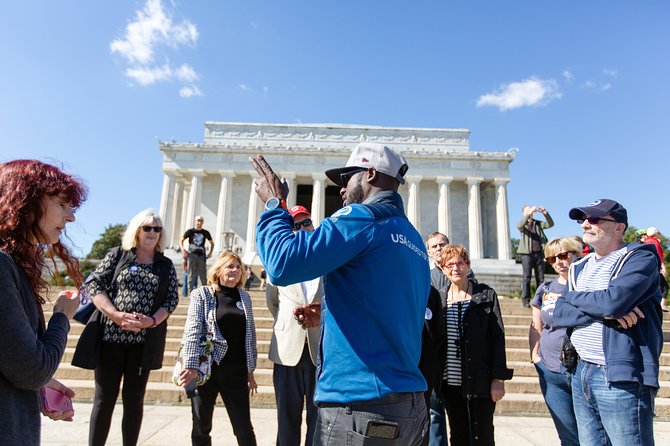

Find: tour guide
[250,143,430,445]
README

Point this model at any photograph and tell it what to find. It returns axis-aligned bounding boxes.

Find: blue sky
[1,0,668,256]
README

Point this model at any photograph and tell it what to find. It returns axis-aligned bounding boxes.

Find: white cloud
[238,83,253,92]
[562,70,573,82]
[476,77,562,111]
[603,68,618,77]
[262,85,269,93]
[124,63,199,86]
[110,0,197,64]
[601,83,612,91]
[583,80,596,88]
[179,85,203,98]
[111,0,201,96]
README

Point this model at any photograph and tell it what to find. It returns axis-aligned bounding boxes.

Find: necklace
[448,281,471,302]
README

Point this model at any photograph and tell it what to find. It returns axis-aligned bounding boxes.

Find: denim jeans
[429,390,448,446]
[572,360,656,446]
[315,392,427,445]
[534,361,579,446]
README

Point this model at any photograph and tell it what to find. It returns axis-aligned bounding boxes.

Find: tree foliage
[87,224,126,259]
[623,226,670,264]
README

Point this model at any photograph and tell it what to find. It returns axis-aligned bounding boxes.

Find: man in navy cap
[250,143,430,445]
[554,199,663,445]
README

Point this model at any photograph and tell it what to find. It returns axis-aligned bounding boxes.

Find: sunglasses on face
[294,219,313,230]
[577,216,618,225]
[141,225,163,233]
[546,252,573,263]
[339,168,367,188]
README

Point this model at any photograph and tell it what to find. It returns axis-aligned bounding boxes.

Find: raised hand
[249,154,289,203]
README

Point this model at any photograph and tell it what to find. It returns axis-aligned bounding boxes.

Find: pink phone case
[40,387,73,413]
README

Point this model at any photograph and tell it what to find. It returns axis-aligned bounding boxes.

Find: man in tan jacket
[266,205,322,446]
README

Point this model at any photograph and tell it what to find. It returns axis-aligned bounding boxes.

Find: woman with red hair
[0,159,87,445]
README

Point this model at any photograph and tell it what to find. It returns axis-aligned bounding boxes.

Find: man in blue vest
[250,143,430,445]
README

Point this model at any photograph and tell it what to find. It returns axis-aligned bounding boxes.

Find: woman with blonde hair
[528,237,582,445]
[439,244,512,445]
[177,251,258,446]
[80,208,179,445]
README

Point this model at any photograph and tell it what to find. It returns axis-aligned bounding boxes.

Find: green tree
[87,224,126,259]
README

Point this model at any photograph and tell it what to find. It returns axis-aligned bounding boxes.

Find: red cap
[289,205,310,218]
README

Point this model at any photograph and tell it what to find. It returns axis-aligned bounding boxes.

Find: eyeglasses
[444,261,468,270]
[576,216,618,225]
[546,252,573,263]
[294,219,313,230]
[141,226,163,233]
[339,168,367,188]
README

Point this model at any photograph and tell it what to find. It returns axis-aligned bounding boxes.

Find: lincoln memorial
[158,122,517,271]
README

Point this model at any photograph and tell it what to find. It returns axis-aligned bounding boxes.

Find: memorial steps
[45,291,670,419]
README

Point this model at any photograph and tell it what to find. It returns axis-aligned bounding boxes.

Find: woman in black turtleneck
[177,251,258,446]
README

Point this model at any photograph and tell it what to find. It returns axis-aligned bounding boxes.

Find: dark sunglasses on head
[294,219,313,230]
[576,216,618,225]
[546,252,573,263]
[141,225,163,233]
[339,168,367,188]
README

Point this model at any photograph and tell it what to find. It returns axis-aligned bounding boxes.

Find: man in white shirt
[266,205,322,446]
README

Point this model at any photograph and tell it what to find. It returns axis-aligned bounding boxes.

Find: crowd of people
[0,147,666,446]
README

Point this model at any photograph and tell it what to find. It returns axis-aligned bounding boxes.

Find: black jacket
[442,280,513,398]
[420,286,447,395]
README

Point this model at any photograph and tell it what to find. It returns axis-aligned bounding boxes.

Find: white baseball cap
[325,143,409,187]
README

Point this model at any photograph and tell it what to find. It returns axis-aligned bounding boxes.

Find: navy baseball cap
[569,199,628,226]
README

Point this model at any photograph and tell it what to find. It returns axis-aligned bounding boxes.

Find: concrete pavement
[42,402,670,445]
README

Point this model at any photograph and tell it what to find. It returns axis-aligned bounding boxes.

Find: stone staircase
[46,291,670,419]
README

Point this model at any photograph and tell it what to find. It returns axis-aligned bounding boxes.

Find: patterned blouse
[87,249,179,344]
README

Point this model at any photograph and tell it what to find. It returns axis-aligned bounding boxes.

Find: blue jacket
[256,191,430,403]
[554,243,663,388]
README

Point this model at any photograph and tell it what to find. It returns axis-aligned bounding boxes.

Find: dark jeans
[191,363,256,446]
[521,252,545,305]
[90,341,151,446]
[443,385,495,446]
[188,253,207,293]
[273,345,317,446]
[314,391,427,445]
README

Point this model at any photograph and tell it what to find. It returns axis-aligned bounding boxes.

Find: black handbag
[560,335,579,372]
[71,308,102,369]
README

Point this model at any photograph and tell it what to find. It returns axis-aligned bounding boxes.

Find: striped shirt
[443,299,470,385]
[571,246,628,365]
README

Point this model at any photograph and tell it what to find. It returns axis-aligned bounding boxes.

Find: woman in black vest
[84,208,178,445]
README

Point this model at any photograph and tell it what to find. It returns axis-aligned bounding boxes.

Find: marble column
[158,172,175,248]
[245,177,260,255]
[466,177,484,260]
[180,181,191,247]
[436,176,454,240]
[185,170,205,228]
[169,179,183,249]
[215,171,235,254]
[406,176,422,232]
[283,173,297,208]
[310,173,326,225]
[495,178,512,260]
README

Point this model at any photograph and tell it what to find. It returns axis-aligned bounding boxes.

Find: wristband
[150,316,157,328]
